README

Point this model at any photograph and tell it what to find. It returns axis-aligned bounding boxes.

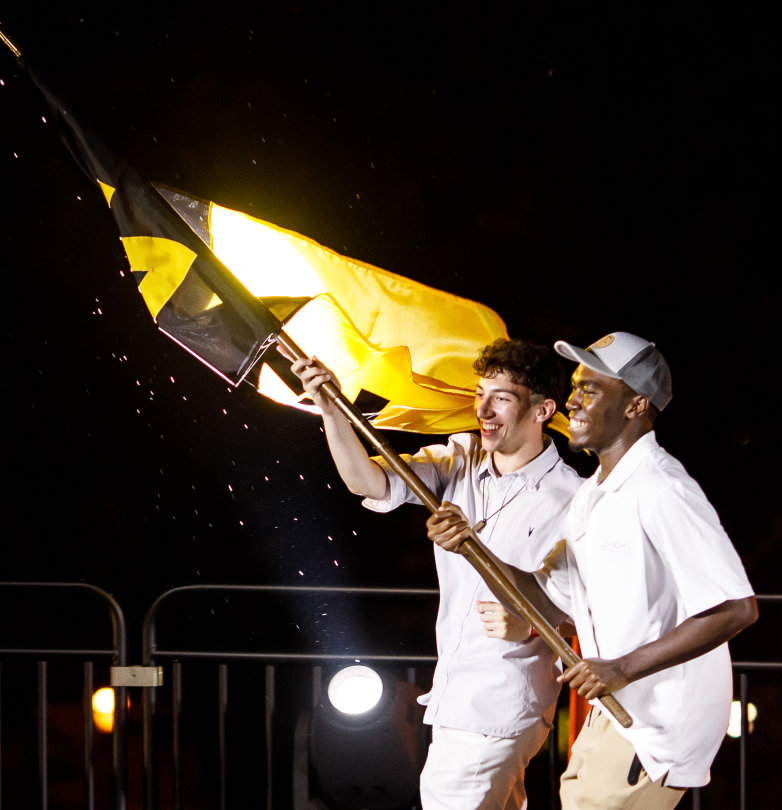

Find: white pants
[420,720,552,810]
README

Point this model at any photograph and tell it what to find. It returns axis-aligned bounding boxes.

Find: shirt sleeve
[533,538,573,615]
[361,436,468,513]
[644,481,755,619]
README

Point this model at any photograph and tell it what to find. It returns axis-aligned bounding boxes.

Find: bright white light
[92,687,115,734]
[210,204,327,298]
[328,666,383,714]
[727,700,757,738]
[93,687,114,714]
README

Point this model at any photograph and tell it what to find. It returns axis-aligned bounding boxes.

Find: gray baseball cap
[554,332,672,411]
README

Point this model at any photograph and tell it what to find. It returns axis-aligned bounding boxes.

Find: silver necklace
[473,472,525,534]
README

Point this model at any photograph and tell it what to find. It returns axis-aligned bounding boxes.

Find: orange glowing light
[92,688,132,734]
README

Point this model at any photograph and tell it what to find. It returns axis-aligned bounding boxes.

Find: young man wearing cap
[291,339,582,810]
[427,332,758,809]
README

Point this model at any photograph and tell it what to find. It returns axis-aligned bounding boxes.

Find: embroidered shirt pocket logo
[600,539,627,553]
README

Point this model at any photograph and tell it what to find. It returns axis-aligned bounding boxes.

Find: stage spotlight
[327,665,383,714]
[295,665,428,810]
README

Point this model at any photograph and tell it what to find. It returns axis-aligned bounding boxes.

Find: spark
[170,377,175,382]
[13,153,17,158]
[41,116,46,123]
[264,476,269,481]
[299,570,304,576]
[77,196,81,200]
[239,521,244,526]
[222,409,227,414]
[228,485,233,492]
[328,536,332,541]
[334,561,338,566]
[299,475,304,480]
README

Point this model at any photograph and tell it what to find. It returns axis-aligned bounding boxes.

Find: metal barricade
[0,582,128,810]
[3,583,773,809]
[140,584,440,810]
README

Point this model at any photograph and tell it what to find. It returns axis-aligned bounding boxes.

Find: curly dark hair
[473,338,567,412]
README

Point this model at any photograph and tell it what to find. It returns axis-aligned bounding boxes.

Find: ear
[534,398,558,423]
[625,394,651,420]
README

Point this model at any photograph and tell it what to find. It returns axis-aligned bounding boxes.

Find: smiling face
[566,364,639,454]
[474,372,541,457]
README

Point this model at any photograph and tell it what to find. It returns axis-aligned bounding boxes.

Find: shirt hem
[662,769,711,789]
[424,707,555,739]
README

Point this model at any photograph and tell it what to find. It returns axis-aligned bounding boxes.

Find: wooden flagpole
[275,332,633,729]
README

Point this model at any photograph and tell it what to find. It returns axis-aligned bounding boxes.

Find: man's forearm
[618,596,758,683]
[559,596,758,698]
[322,409,389,500]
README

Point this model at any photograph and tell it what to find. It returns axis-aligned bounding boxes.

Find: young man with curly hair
[291,339,581,810]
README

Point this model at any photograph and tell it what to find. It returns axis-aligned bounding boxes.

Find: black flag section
[21,54,282,385]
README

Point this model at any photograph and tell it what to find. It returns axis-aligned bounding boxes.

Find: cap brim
[554,340,622,379]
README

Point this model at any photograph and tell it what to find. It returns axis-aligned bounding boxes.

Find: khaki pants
[560,711,687,810]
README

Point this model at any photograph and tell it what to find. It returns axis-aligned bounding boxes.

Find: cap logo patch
[591,334,615,349]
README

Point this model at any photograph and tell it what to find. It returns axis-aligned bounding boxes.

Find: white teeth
[570,418,586,429]
[482,423,500,431]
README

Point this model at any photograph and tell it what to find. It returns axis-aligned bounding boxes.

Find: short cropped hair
[473,338,567,412]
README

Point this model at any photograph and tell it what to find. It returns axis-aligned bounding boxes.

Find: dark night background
[0,2,780,808]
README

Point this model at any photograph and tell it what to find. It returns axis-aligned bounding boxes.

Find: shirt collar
[478,435,561,489]
[597,430,659,492]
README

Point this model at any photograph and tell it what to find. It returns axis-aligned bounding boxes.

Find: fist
[477,601,532,641]
[426,502,471,552]
[557,658,630,699]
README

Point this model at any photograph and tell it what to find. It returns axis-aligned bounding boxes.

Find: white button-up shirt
[364,433,582,738]
[535,432,754,786]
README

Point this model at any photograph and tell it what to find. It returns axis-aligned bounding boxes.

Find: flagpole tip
[0,26,22,57]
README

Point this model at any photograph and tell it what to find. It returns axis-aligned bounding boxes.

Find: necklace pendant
[473,519,487,533]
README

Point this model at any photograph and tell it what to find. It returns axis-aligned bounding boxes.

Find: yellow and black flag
[19,49,569,437]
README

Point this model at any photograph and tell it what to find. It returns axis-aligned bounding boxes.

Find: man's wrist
[614,653,638,686]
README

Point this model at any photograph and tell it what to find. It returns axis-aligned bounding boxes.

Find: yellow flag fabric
[122,236,198,318]
[208,203,513,433]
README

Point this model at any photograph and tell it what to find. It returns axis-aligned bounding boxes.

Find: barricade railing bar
[0,582,128,810]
